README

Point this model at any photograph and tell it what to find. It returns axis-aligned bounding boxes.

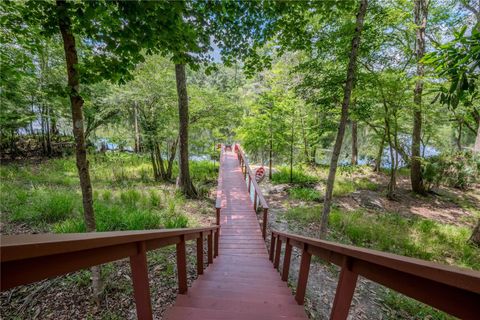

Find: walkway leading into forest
[165,150,307,319]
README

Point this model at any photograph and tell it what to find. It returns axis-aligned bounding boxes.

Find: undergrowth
[0,153,215,233]
[282,206,480,270]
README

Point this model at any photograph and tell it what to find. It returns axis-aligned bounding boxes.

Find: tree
[175,63,197,197]
[422,4,480,245]
[410,0,429,194]
[320,0,369,238]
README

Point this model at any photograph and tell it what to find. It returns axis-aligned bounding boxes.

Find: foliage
[0,154,212,233]
[288,187,322,202]
[271,167,318,185]
[423,151,480,190]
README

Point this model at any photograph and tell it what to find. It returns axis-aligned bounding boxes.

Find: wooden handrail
[1,226,220,320]
[234,144,270,239]
[271,229,480,320]
[215,144,224,225]
[235,144,268,209]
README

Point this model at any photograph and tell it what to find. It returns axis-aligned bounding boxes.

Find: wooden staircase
[165,150,308,319]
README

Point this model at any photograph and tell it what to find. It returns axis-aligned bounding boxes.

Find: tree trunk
[411,0,428,195]
[156,143,166,180]
[269,130,273,180]
[383,101,397,200]
[320,0,368,238]
[374,133,385,172]
[133,102,141,153]
[175,63,197,198]
[40,104,47,155]
[46,105,52,156]
[456,120,463,151]
[351,120,358,165]
[30,98,35,135]
[469,219,480,246]
[166,136,179,181]
[474,119,480,152]
[56,0,102,303]
[300,109,310,162]
[290,111,295,183]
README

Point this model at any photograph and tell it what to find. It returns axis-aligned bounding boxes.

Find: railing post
[208,230,213,264]
[253,191,257,211]
[281,239,292,282]
[196,234,204,276]
[248,175,251,193]
[262,208,268,239]
[176,235,188,294]
[130,241,153,320]
[295,244,311,305]
[274,237,282,269]
[269,233,276,262]
[216,208,220,226]
[214,229,219,258]
[330,257,358,320]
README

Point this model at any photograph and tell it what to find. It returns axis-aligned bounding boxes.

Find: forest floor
[259,164,480,320]
[0,154,217,320]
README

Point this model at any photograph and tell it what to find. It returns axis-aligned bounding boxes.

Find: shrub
[288,187,322,202]
[271,167,318,185]
[54,202,162,233]
[119,189,141,207]
[6,188,78,224]
[163,213,189,228]
[423,151,479,190]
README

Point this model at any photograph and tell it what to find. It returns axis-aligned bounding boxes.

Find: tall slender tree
[175,63,197,197]
[320,0,369,238]
[411,0,429,194]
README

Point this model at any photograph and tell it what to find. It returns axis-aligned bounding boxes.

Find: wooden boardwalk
[165,150,307,319]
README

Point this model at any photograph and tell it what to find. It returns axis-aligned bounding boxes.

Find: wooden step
[165,306,307,320]
[173,296,306,316]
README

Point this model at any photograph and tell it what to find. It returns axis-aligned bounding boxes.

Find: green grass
[333,177,379,196]
[381,289,455,320]
[0,153,215,233]
[288,187,322,202]
[285,177,378,201]
[271,167,318,185]
[282,206,480,270]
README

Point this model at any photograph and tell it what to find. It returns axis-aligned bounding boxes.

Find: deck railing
[270,229,480,320]
[234,143,269,239]
[215,144,225,226]
[1,226,220,320]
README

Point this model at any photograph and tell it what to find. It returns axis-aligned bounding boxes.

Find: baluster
[274,237,282,269]
[295,244,311,305]
[262,208,268,239]
[269,233,276,262]
[248,175,251,192]
[196,234,204,275]
[214,229,219,258]
[208,230,213,264]
[130,241,153,320]
[253,190,257,211]
[281,239,292,281]
[330,257,358,320]
[176,236,188,294]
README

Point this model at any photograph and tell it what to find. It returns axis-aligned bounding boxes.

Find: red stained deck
[165,151,307,319]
